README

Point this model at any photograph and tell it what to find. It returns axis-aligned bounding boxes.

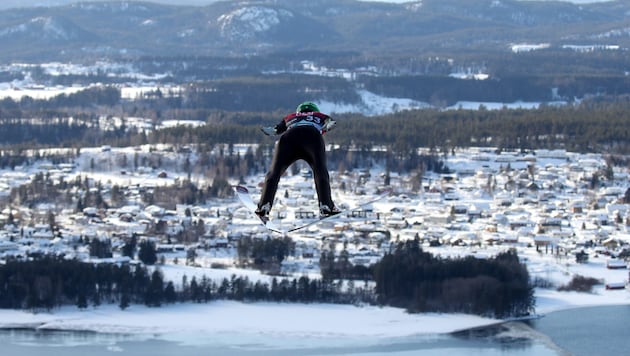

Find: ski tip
[263,220,286,234]
[381,187,393,195]
[234,185,249,194]
[269,228,287,235]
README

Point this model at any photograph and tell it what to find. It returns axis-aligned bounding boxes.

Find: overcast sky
[0,0,617,10]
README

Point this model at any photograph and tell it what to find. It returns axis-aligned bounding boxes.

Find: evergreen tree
[89,238,113,258]
[138,240,158,265]
[77,292,88,310]
[145,270,164,307]
[164,281,177,304]
[119,292,130,310]
[122,234,138,259]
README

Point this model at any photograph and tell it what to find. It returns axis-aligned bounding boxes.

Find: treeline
[0,257,372,311]
[0,247,532,318]
[336,102,630,154]
[236,236,295,271]
[0,257,164,310]
[0,86,120,113]
[318,240,534,318]
[153,102,630,154]
[4,73,629,114]
[361,74,630,106]
[1,87,630,155]
[5,70,629,116]
[183,74,361,112]
[0,118,92,147]
[373,241,534,318]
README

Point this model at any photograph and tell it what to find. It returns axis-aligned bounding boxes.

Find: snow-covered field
[0,60,571,116]
[0,256,628,340]
[0,302,499,339]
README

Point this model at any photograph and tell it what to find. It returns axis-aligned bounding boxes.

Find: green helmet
[296,101,319,113]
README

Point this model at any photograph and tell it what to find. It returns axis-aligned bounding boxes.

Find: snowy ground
[0,79,566,116]
[0,302,499,340]
[0,289,627,343]
[0,255,628,340]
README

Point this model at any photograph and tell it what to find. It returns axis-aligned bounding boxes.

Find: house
[537,217,563,232]
[509,218,533,231]
[424,213,452,225]
[602,238,620,249]
[386,214,407,229]
[569,201,585,214]
[587,212,610,226]
[295,210,316,219]
[31,224,54,239]
[206,238,229,248]
[302,247,316,258]
[83,207,99,217]
[605,282,626,290]
[606,259,627,269]
[0,240,18,252]
[534,234,555,247]
[451,204,468,215]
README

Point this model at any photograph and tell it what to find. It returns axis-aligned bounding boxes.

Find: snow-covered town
[1,143,629,293]
[1,141,630,354]
[1,0,629,352]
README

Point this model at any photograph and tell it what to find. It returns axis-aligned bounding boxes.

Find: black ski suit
[258,111,335,213]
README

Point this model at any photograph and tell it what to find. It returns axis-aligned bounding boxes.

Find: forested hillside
[1,85,628,157]
[0,0,628,61]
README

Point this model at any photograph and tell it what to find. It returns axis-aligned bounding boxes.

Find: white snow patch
[218,6,293,40]
[511,43,551,53]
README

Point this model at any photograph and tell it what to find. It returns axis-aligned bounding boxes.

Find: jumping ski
[286,188,392,233]
[233,185,284,234]
[234,185,392,234]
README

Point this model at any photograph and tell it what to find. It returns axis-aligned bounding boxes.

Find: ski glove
[322,119,337,134]
[260,126,277,136]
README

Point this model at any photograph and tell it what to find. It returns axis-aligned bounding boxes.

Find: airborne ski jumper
[256,102,340,219]
[235,184,391,234]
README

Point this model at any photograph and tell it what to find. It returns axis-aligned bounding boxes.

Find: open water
[0,305,627,355]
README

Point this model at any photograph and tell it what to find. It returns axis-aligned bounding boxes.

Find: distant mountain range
[0,0,628,62]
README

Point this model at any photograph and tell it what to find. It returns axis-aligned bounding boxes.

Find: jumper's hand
[261,126,277,136]
[322,119,337,133]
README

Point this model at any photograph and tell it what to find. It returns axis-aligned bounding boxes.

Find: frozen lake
[3,305,628,355]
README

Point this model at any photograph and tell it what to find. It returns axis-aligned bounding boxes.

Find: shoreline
[0,287,628,338]
[3,302,628,356]
[0,301,501,338]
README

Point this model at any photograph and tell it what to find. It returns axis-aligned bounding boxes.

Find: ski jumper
[258,111,335,214]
